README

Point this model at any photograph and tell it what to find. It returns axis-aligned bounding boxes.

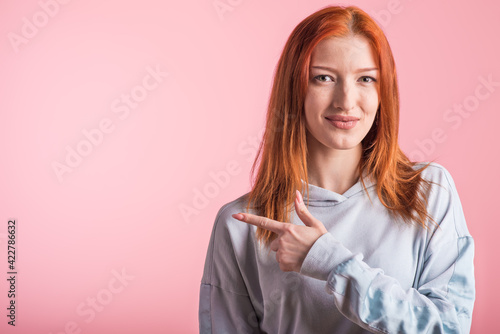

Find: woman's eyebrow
[311,65,379,73]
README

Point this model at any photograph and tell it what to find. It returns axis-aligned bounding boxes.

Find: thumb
[295,189,327,232]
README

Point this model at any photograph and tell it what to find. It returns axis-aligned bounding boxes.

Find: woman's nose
[332,81,356,111]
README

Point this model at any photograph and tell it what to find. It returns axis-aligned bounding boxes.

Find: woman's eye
[360,76,376,83]
[314,75,333,82]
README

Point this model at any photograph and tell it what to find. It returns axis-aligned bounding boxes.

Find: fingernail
[232,213,244,220]
[296,190,303,204]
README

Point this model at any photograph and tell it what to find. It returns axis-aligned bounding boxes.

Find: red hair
[245,5,435,248]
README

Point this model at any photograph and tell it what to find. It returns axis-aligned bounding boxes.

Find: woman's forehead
[310,35,377,69]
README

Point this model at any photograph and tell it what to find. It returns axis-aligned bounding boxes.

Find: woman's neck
[306,138,362,195]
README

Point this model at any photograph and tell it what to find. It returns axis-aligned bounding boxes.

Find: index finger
[232,213,285,234]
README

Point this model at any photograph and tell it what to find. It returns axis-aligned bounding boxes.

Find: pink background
[0,0,498,333]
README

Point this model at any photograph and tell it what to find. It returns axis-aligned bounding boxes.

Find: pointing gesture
[232,190,328,272]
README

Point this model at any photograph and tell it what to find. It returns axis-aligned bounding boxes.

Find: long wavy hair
[245,5,435,248]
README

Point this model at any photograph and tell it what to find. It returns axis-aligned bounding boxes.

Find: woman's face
[304,34,380,154]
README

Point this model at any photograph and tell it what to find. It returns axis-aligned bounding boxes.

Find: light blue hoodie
[199,162,475,333]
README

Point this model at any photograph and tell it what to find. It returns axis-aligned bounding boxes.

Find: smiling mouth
[325,115,360,122]
[325,116,360,130]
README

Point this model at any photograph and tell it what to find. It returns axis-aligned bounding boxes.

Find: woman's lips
[325,115,360,130]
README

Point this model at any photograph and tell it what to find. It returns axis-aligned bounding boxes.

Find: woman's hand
[232,190,328,273]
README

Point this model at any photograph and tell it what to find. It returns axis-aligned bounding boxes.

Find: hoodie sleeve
[299,167,475,333]
[199,205,263,334]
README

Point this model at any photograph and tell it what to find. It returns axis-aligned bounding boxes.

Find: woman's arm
[199,204,263,334]
[300,233,474,333]
[299,167,475,333]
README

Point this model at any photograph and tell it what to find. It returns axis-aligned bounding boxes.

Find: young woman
[199,5,475,333]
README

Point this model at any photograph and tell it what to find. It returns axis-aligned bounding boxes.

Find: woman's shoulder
[210,192,256,237]
[414,161,471,237]
[412,161,462,202]
[412,161,457,189]
[215,192,253,221]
